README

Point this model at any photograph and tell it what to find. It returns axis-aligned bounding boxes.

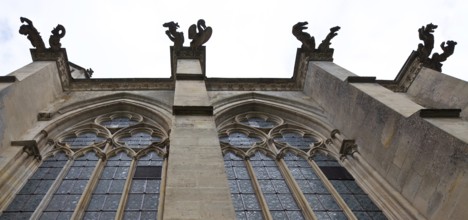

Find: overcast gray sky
[1,0,467,81]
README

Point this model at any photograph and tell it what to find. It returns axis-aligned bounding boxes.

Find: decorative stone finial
[49,24,66,51]
[163,21,184,51]
[292,22,340,60]
[188,19,212,50]
[19,17,46,51]
[416,23,457,72]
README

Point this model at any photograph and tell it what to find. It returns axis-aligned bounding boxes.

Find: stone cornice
[29,48,313,92]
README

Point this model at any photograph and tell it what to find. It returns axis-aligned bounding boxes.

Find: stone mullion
[307,159,357,220]
[114,158,137,220]
[276,158,317,220]
[70,155,106,220]
[156,158,168,220]
[244,160,273,220]
[30,159,74,220]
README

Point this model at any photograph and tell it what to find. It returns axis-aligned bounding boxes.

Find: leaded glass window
[119,132,161,148]
[2,152,69,220]
[283,152,346,219]
[1,112,168,220]
[240,117,277,129]
[313,153,387,220]
[273,132,317,150]
[61,132,106,148]
[101,117,139,129]
[84,151,132,219]
[250,152,305,220]
[224,152,263,220]
[41,152,100,219]
[220,112,389,219]
[123,151,163,219]
[219,132,262,148]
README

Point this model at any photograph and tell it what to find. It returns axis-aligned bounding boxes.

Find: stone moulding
[11,140,42,160]
[30,48,72,91]
[346,76,377,83]
[377,51,423,92]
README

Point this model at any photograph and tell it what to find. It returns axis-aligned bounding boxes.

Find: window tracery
[219,112,387,220]
[2,112,168,220]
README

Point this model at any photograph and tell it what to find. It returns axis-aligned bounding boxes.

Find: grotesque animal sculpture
[19,17,46,51]
[188,19,212,50]
[163,21,184,51]
[49,24,66,51]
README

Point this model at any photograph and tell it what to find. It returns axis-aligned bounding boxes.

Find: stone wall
[303,61,468,219]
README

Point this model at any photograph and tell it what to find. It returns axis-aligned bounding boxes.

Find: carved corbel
[11,140,42,160]
[330,129,341,139]
[339,139,358,160]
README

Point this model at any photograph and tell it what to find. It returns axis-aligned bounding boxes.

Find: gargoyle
[19,17,46,51]
[317,26,341,53]
[49,24,66,51]
[188,19,212,50]
[163,21,184,51]
[416,23,437,59]
[292,21,315,51]
[292,22,340,53]
[416,23,457,72]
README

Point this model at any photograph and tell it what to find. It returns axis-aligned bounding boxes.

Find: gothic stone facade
[0,48,467,220]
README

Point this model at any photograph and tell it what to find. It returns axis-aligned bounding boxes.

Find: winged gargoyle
[188,19,212,50]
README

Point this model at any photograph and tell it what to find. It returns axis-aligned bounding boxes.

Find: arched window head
[95,112,143,132]
[114,125,167,149]
[58,127,109,149]
[219,129,264,149]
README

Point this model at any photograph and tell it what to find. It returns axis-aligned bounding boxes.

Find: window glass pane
[42,152,99,218]
[62,132,105,148]
[101,117,138,129]
[273,132,317,150]
[312,153,387,219]
[119,132,161,148]
[283,153,344,219]
[123,151,163,219]
[250,152,304,220]
[240,117,277,129]
[2,152,68,219]
[219,132,261,149]
[224,152,263,220]
[84,151,132,218]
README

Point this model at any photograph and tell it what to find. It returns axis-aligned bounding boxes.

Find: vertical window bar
[250,152,305,220]
[83,151,132,219]
[1,152,69,219]
[40,151,100,219]
[224,152,264,220]
[122,151,163,219]
[283,152,350,219]
[313,153,387,219]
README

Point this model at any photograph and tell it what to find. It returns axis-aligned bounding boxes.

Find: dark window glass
[312,153,387,219]
[219,132,261,149]
[123,151,162,219]
[240,117,277,129]
[101,117,138,129]
[224,152,263,220]
[41,152,99,218]
[250,152,305,220]
[273,132,317,150]
[62,132,105,148]
[119,132,161,148]
[84,151,132,219]
[2,152,68,219]
[283,153,345,219]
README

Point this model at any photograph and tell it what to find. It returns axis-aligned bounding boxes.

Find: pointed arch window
[219,112,388,220]
[1,112,169,219]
